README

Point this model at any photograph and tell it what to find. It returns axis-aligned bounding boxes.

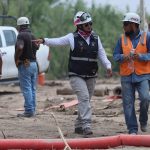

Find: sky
[83,0,150,14]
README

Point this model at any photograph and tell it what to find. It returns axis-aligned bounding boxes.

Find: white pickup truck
[0,26,50,81]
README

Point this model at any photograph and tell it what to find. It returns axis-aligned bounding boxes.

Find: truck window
[0,36,2,47]
[3,30,16,46]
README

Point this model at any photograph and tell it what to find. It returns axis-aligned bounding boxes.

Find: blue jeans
[18,62,38,114]
[121,80,150,134]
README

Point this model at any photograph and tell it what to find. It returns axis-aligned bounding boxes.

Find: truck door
[0,28,18,79]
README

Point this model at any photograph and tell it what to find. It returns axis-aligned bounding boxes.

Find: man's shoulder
[18,31,28,36]
[73,32,78,37]
[146,31,150,37]
[17,32,24,39]
[18,30,32,39]
[91,31,98,39]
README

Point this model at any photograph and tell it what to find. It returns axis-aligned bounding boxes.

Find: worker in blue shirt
[113,12,150,134]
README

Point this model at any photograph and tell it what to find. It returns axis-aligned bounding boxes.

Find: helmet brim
[74,18,92,26]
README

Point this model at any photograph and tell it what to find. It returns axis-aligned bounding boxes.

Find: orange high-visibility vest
[120,32,150,76]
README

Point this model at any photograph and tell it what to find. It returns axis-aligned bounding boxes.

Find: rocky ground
[0,78,150,149]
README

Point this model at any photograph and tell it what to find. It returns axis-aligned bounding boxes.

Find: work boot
[140,125,147,132]
[75,127,83,134]
[129,132,137,135]
[17,112,35,118]
[83,127,93,137]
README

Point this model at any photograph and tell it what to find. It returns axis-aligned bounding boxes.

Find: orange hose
[0,134,150,149]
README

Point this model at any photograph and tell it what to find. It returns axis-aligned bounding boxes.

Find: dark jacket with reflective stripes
[68,32,98,78]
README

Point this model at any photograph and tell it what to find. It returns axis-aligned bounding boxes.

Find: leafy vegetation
[0,0,149,79]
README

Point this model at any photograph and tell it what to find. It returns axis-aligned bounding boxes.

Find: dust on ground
[0,78,150,149]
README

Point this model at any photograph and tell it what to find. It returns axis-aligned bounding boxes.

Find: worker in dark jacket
[33,11,112,137]
[15,17,39,117]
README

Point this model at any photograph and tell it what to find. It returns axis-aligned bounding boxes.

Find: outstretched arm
[32,33,72,47]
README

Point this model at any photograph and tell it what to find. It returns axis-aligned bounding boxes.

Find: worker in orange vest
[113,12,150,135]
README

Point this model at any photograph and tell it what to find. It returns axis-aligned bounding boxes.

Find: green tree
[0,0,149,79]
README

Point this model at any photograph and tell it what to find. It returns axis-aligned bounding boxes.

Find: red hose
[0,134,150,149]
[121,134,150,147]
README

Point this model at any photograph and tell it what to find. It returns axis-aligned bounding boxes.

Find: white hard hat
[122,12,141,24]
[17,17,30,26]
[74,11,92,26]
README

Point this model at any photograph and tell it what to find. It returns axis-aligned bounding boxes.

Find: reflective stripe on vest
[120,32,150,76]
[68,72,97,78]
[70,56,97,62]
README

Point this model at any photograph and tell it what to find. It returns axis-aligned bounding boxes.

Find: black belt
[18,59,36,66]
[20,59,36,62]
